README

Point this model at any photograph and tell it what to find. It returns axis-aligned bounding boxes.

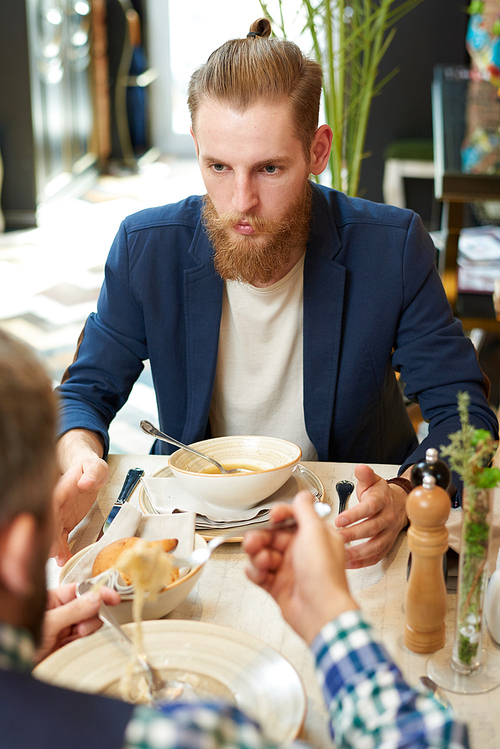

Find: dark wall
[358,0,468,211]
[0,2,37,227]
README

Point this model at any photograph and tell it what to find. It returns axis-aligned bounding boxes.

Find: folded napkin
[141,474,304,529]
[62,503,196,584]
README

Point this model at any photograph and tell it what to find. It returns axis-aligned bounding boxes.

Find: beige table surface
[49,455,500,748]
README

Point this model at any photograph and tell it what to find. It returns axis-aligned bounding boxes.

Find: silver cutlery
[139,420,242,474]
[170,502,332,569]
[293,463,323,501]
[76,579,184,704]
[420,675,450,708]
[97,467,144,540]
[336,480,354,514]
[82,503,333,597]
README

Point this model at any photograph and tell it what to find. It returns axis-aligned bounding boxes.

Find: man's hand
[52,429,108,566]
[35,584,120,663]
[243,491,358,645]
[335,464,408,569]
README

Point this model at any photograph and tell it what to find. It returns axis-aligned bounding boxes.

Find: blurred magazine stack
[431,225,500,319]
[457,225,500,295]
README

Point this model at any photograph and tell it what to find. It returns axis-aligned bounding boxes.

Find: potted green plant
[258,0,424,195]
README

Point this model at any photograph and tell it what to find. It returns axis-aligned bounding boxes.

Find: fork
[171,501,332,569]
[76,503,331,699]
[90,504,331,575]
[82,503,332,593]
[76,579,174,704]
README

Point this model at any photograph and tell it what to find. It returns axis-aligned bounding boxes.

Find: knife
[97,467,145,540]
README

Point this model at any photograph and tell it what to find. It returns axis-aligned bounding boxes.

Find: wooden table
[50,455,500,748]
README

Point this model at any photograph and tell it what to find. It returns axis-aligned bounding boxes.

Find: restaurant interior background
[0,0,499,455]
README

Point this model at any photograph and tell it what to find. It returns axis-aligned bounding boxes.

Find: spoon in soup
[139,420,244,474]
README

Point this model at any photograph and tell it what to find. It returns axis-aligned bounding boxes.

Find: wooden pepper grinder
[404,474,450,653]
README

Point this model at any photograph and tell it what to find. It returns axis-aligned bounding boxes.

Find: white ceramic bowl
[59,534,207,624]
[168,435,302,509]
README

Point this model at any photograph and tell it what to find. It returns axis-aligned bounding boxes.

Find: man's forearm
[52,429,109,564]
[57,429,105,473]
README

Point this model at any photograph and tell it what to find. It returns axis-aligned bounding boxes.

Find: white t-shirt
[209,254,318,460]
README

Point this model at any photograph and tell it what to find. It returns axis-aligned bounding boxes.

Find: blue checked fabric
[311,610,469,749]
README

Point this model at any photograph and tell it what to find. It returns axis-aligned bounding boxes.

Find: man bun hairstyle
[188,17,323,159]
[246,17,271,39]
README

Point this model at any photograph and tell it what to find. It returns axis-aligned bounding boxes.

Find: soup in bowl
[168,435,302,509]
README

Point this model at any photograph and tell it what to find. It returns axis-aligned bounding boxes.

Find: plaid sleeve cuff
[310,609,396,700]
[310,610,470,749]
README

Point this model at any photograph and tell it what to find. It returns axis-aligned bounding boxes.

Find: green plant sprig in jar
[440,391,500,667]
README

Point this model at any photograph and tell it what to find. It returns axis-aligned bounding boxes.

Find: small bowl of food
[60,535,207,624]
[168,435,302,509]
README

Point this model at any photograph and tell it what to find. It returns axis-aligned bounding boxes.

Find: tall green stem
[349,1,389,195]
[326,1,342,189]
[259,0,425,196]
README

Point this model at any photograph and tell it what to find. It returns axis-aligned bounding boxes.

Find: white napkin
[141,474,304,529]
[62,503,196,584]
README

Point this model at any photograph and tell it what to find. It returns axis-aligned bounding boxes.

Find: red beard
[202,182,312,285]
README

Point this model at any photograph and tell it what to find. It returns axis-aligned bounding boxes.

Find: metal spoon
[76,580,189,705]
[336,480,354,514]
[293,463,323,501]
[420,676,450,708]
[140,420,242,474]
[171,502,332,569]
[84,504,333,593]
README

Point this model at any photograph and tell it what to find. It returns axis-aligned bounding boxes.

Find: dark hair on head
[0,331,57,525]
[187,17,323,159]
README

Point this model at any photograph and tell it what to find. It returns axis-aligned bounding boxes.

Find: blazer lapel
[304,186,346,461]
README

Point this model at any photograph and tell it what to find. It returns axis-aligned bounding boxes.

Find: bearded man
[55,18,497,569]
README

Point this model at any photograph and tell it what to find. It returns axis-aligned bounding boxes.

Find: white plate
[139,464,326,541]
[34,619,306,744]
